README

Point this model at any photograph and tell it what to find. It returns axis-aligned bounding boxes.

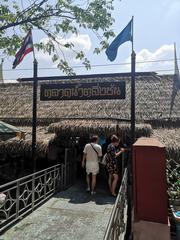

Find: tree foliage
[0,0,117,74]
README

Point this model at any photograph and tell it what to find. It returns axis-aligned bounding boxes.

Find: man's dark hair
[111,134,119,143]
[91,135,99,143]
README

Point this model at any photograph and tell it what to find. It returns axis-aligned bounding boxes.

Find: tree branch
[17,0,48,20]
[0,11,75,31]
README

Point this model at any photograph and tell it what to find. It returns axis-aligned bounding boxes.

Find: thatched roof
[152,128,180,163]
[48,120,152,142]
[0,72,179,160]
[0,73,179,123]
[0,139,47,158]
[0,122,152,158]
[0,122,179,164]
[0,126,55,158]
[19,126,55,142]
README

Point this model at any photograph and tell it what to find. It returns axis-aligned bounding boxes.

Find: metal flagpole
[131,16,136,145]
[170,43,180,118]
[31,31,38,172]
[126,16,136,240]
[0,59,4,83]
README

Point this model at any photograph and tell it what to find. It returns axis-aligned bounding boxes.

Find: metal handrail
[0,147,77,234]
[0,164,60,189]
[104,168,128,240]
[0,164,61,233]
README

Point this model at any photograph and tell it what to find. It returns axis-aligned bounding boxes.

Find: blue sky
[2,0,180,82]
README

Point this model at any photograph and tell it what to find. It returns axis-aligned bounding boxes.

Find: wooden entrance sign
[40,81,125,101]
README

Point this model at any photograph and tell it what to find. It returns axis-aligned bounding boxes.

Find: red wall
[133,138,168,224]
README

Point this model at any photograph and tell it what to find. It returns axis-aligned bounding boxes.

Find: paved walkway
[1,181,115,240]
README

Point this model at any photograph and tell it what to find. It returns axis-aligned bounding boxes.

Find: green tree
[0,0,117,74]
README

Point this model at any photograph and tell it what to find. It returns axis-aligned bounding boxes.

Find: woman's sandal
[111,193,117,197]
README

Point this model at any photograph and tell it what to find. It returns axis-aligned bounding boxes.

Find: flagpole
[131,16,136,145]
[126,16,136,239]
[105,17,135,238]
[170,43,180,118]
[131,16,134,54]
[31,31,38,172]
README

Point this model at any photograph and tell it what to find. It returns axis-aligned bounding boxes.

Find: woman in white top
[82,135,102,195]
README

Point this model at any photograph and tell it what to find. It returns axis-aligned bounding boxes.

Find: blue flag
[105,19,133,61]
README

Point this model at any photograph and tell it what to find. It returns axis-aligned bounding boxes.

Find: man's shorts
[86,161,99,175]
[86,169,99,175]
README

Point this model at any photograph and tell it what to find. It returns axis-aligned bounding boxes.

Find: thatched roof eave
[152,128,180,163]
[0,126,56,158]
[48,120,152,140]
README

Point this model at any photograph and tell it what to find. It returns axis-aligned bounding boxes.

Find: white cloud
[36,34,92,64]
[125,44,174,73]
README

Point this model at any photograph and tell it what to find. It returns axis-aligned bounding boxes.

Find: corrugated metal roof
[0,121,21,134]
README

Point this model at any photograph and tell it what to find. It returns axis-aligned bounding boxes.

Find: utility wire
[1,58,180,72]
[2,69,175,81]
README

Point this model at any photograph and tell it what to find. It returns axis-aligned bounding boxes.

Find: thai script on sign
[40,82,125,101]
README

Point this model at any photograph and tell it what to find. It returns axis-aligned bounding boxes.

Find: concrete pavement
[1,181,115,240]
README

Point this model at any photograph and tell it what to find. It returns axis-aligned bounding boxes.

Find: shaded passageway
[2,178,116,240]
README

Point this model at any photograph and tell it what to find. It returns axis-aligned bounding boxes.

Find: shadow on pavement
[55,172,116,206]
